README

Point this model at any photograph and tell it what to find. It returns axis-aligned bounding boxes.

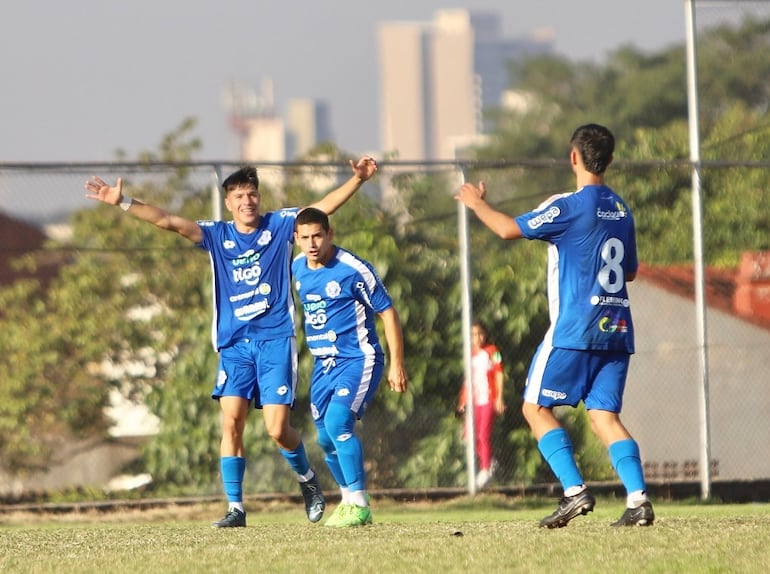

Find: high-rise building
[378,9,553,160]
[285,98,333,159]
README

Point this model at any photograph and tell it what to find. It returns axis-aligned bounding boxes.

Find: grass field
[1,494,769,573]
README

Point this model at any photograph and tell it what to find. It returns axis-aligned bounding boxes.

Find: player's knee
[222,416,246,440]
[324,402,355,439]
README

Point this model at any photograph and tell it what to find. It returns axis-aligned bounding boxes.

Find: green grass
[1,495,769,573]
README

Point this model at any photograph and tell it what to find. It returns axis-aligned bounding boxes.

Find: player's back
[555,185,637,352]
[516,185,637,352]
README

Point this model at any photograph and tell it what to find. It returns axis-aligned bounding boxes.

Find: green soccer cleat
[332,504,373,528]
[323,503,352,527]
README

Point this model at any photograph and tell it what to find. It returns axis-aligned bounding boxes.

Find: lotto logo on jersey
[527,206,560,229]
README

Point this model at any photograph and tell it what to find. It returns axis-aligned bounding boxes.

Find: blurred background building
[377,9,554,160]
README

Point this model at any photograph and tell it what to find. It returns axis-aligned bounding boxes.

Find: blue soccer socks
[538,428,584,491]
[220,456,246,504]
[609,438,647,495]
[280,441,312,478]
[326,402,366,492]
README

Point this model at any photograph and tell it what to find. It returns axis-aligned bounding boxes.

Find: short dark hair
[570,124,615,175]
[472,320,489,340]
[222,166,259,194]
[295,207,330,231]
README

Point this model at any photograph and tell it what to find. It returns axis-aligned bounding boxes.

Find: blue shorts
[523,343,630,412]
[309,355,383,422]
[212,337,298,408]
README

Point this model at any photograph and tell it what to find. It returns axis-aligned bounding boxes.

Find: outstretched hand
[455,180,487,210]
[350,155,378,182]
[85,176,123,206]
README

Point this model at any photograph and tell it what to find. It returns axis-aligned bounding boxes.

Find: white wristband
[119,196,133,211]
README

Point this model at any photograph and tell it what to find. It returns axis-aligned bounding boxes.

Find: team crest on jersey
[257,230,272,246]
[325,281,341,298]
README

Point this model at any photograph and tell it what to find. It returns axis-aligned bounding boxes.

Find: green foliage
[4,15,770,491]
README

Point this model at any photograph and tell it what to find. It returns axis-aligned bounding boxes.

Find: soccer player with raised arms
[85,156,378,527]
[455,123,654,528]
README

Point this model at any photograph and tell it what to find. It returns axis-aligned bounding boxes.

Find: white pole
[456,164,477,495]
[212,164,223,221]
[684,0,712,500]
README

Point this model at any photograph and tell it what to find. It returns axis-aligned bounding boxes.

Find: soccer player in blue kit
[85,155,378,528]
[455,124,654,528]
[292,207,408,527]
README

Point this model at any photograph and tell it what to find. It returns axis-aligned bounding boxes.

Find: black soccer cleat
[539,490,596,528]
[611,501,655,527]
[300,474,326,523]
[211,507,246,528]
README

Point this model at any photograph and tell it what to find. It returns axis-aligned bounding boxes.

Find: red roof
[637,252,770,330]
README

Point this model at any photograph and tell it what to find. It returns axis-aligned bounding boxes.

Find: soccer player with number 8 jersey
[455,123,654,528]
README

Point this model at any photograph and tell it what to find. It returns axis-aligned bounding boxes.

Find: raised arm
[85,176,203,244]
[309,155,378,215]
[378,306,408,393]
[455,181,523,240]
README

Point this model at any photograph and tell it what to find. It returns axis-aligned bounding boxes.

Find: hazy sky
[0,0,687,163]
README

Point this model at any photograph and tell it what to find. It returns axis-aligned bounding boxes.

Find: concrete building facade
[378,9,553,160]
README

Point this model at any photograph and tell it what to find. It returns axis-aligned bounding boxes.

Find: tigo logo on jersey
[233,264,262,285]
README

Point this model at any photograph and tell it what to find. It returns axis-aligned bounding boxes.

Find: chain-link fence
[2,0,770,500]
[1,154,769,498]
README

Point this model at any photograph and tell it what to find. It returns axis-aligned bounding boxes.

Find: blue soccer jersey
[515,185,637,353]
[292,246,393,360]
[197,208,299,350]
